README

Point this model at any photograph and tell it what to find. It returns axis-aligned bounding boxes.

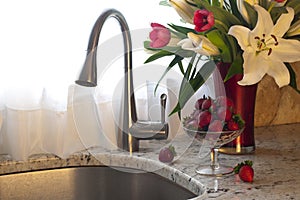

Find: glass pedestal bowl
[183,126,244,176]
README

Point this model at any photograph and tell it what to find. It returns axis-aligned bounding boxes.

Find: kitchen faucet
[75,9,168,152]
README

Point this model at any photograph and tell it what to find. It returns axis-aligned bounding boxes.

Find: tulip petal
[149,23,171,48]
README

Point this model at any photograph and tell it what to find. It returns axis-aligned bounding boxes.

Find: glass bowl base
[196,165,233,176]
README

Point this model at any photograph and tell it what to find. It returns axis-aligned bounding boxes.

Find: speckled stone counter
[1,123,300,199]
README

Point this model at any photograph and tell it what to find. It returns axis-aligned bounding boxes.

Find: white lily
[228,5,300,87]
[169,0,196,24]
[178,32,220,56]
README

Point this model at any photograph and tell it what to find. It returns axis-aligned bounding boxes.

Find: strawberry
[216,107,232,122]
[192,109,201,119]
[208,120,223,132]
[195,96,207,110]
[159,145,177,163]
[227,119,239,131]
[239,165,254,182]
[201,98,212,110]
[216,96,234,109]
[198,110,212,128]
[234,160,254,183]
[208,101,217,113]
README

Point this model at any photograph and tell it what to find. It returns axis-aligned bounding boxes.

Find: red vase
[215,62,257,154]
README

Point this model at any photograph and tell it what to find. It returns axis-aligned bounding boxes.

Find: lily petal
[272,7,294,37]
[253,5,273,36]
[178,33,219,56]
[271,38,300,62]
[238,47,269,85]
[267,60,290,87]
[189,33,219,55]
[177,38,193,49]
[228,25,251,51]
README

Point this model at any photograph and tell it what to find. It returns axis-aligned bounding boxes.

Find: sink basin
[0,166,199,200]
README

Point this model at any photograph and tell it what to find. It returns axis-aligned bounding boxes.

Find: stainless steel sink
[0,166,198,200]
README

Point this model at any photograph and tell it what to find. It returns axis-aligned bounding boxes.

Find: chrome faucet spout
[75,9,168,152]
[75,9,132,87]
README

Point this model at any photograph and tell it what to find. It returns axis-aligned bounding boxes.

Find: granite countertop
[0,123,299,199]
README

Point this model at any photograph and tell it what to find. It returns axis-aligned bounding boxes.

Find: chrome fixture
[75,9,168,152]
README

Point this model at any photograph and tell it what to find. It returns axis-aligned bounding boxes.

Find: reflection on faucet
[75,9,168,152]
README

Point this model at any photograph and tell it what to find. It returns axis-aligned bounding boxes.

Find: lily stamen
[254,33,279,55]
[271,34,279,46]
[268,48,272,56]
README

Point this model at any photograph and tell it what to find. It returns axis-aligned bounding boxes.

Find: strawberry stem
[233,160,253,174]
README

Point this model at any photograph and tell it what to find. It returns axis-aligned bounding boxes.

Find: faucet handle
[160,93,167,124]
[129,93,169,140]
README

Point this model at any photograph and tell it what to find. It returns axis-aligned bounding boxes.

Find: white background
[0,0,180,104]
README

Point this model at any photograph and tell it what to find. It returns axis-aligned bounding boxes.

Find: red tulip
[193,9,214,32]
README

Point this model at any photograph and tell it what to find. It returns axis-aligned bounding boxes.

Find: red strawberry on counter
[159,145,177,163]
[234,160,254,183]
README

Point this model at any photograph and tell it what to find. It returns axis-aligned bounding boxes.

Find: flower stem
[268,2,276,13]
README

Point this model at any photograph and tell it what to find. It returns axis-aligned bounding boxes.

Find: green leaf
[175,48,195,58]
[144,50,174,63]
[286,63,300,94]
[206,30,232,62]
[228,0,245,22]
[227,35,239,61]
[154,55,184,93]
[286,0,300,9]
[224,53,243,82]
[270,6,288,23]
[159,0,170,6]
[234,160,253,174]
[170,54,198,117]
[168,23,196,36]
[145,40,182,52]
[169,60,217,116]
[211,0,220,7]
[243,1,258,28]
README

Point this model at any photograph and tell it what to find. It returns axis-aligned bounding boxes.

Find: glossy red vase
[215,62,257,154]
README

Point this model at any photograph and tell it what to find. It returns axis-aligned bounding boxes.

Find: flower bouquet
[144,0,300,116]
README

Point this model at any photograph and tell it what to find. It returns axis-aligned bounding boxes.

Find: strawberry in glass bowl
[182,95,245,176]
